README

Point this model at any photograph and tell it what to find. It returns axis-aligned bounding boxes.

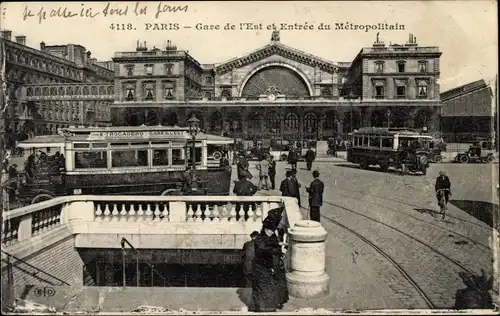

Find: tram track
[258,188,490,308]
[331,185,492,232]
[325,189,492,252]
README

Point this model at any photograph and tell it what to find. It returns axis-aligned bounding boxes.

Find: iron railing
[120,237,168,287]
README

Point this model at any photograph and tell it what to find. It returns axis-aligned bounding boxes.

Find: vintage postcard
[0,0,498,314]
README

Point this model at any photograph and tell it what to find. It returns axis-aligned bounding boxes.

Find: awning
[198,133,234,145]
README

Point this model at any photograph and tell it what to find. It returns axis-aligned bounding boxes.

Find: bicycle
[436,188,451,219]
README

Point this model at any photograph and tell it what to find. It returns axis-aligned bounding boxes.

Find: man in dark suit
[280,170,300,207]
[306,170,324,222]
[305,147,316,171]
[290,169,301,207]
[435,170,452,205]
[234,174,258,217]
[243,231,259,288]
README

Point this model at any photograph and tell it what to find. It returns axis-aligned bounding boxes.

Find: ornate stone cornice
[215,43,338,75]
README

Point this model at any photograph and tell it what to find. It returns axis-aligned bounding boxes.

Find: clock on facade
[267,93,277,101]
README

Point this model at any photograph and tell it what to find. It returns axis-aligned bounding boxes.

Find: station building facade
[111,32,443,141]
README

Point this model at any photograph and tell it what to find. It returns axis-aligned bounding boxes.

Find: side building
[440,79,495,143]
[1,30,114,147]
[111,32,443,142]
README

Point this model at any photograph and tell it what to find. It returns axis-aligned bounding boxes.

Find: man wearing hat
[435,170,452,206]
[243,231,259,288]
[280,170,297,199]
[306,170,324,222]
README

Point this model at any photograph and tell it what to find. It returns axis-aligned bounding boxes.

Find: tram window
[74,151,107,169]
[362,136,368,146]
[112,150,148,167]
[92,143,108,149]
[111,142,130,147]
[381,138,393,148]
[172,149,185,165]
[369,136,381,148]
[187,147,202,164]
[74,143,90,149]
[153,149,169,166]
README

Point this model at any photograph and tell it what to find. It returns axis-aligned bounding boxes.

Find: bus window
[112,150,148,167]
[75,151,107,169]
[172,149,185,165]
[153,149,169,166]
[187,147,202,165]
[369,136,381,148]
[381,137,393,148]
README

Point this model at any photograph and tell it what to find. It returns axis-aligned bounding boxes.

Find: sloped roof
[214,41,338,74]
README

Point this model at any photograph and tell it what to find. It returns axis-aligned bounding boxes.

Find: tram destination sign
[89,131,189,138]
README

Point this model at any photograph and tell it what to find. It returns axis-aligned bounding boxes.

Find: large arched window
[241,66,310,99]
[265,112,281,132]
[303,113,318,133]
[284,112,299,129]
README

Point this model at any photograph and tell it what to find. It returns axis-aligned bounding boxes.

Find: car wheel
[212,151,222,161]
[280,154,288,161]
[459,154,469,163]
[327,149,334,155]
[487,154,495,163]
[31,193,55,204]
[433,155,443,163]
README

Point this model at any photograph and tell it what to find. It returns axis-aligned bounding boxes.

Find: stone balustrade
[2,195,294,250]
[2,195,330,299]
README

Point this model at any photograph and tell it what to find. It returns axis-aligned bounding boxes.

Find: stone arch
[27,87,33,96]
[225,111,242,133]
[161,111,179,126]
[35,87,41,96]
[238,62,313,98]
[66,86,73,95]
[209,110,223,132]
[99,86,105,95]
[145,110,159,126]
[75,86,81,95]
[82,86,89,95]
[91,86,98,95]
[323,110,339,131]
[107,86,113,95]
[50,87,57,96]
[58,87,65,95]
[265,110,281,133]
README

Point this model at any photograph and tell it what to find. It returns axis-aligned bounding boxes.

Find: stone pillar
[286,220,329,298]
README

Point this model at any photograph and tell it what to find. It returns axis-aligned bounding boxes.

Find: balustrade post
[66,201,95,222]
[169,202,187,222]
[286,220,329,298]
[18,214,33,241]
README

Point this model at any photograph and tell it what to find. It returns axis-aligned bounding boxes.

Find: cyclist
[435,170,452,207]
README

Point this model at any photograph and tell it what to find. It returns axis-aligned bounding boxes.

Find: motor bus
[347,127,432,175]
[14,126,233,205]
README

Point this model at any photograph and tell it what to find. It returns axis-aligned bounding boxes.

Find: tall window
[126,88,135,101]
[396,86,406,99]
[418,61,427,73]
[145,88,154,100]
[375,62,384,73]
[418,81,428,98]
[375,85,385,99]
[165,63,173,76]
[164,82,175,99]
[145,64,154,76]
[126,65,134,77]
[397,62,405,73]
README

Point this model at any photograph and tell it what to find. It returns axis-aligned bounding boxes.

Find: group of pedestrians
[243,207,289,312]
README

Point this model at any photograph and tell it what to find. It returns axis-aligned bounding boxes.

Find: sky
[1,1,498,92]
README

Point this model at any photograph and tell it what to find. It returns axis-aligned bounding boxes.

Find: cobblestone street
[242,160,498,309]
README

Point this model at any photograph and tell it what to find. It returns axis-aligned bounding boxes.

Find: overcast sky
[2,1,498,91]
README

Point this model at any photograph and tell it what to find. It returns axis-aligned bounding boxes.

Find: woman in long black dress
[251,216,282,312]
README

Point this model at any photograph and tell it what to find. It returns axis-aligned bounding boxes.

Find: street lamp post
[387,108,391,128]
[187,114,200,182]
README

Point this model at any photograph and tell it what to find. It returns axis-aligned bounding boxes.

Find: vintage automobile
[269,139,317,161]
[13,126,234,206]
[428,139,446,163]
[347,127,431,175]
[454,141,497,163]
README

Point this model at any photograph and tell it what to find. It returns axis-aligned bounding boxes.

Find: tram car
[347,127,432,175]
[14,126,234,205]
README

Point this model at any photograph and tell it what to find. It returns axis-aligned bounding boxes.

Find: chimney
[40,41,46,51]
[1,30,12,41]
[15,35,26,45]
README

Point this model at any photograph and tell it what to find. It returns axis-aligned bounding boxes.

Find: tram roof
[353,127,432,137]
[17,131,234,148]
